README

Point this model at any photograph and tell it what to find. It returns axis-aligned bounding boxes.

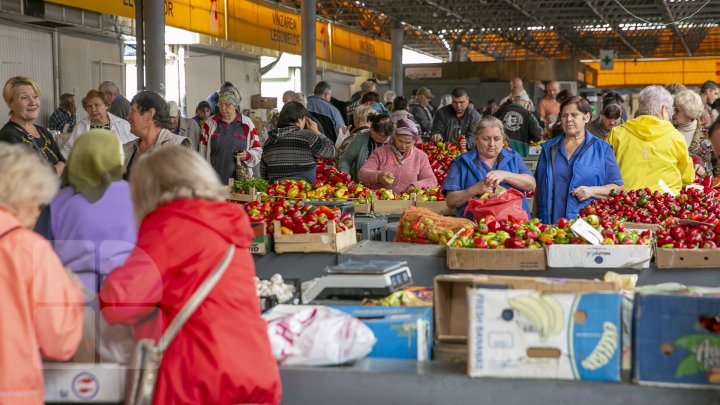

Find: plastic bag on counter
[464,188,528,222]
[265,306,376,366]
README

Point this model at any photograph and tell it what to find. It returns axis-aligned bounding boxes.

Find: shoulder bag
[124,244,236,405]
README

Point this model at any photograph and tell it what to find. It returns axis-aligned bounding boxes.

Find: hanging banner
[46,0,225,38]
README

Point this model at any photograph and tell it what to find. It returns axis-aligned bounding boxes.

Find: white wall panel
[224,57,261,112]
[58,34,122,122]
[185,50,221,115]
[0,24,53,126]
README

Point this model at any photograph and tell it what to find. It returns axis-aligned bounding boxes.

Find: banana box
[633,291,720,388]
[467,288,622,381]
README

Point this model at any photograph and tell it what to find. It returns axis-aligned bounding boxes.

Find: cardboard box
[372,199,414,215]
[633,291,720,388]
[655,247,720,268]
[433,342,468,362]
[446,246,546,271]
[251,222,273,255]
[415,200,452,215]
[332,306,432,360]
[250,94,277,109]
[44,363,126,403]
[273,221,356,253]
[468,288,622,381]
[545,244,652,269]
[434,274,618,342]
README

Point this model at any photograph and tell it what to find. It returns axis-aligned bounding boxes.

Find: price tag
[685,184,704,192]
[658,179,675,197]
[570,218,603,246]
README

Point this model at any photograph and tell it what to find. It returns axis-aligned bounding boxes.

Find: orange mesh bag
[395,207,474,244]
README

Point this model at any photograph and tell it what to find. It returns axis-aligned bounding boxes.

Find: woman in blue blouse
[535,96,624,224]
[443,116,536,218]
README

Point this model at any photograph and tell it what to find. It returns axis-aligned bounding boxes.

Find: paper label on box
[468,288,621,381]
[570,218,603,245]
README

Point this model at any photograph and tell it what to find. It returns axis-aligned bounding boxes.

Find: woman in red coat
[99,146,281,405]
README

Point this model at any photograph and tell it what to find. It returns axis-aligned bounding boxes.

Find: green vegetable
[232,178,269,193]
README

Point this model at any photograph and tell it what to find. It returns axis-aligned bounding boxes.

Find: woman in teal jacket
[535,96,624,224]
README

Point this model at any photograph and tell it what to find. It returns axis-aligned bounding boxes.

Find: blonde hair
[354,104,376,125]
[129,146,227,223]
[0,143,58,212]
[3,76,41,106]
[674,90,705,120]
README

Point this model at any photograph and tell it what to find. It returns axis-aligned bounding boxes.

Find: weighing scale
[302,260,413,303]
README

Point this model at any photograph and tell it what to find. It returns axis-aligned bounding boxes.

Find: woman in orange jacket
[0,143,83,405]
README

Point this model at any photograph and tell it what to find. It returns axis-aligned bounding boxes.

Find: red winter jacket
[100,198,281,405]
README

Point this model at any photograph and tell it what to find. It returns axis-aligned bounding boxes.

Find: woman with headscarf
[123,91,192,179]
[200,85,262,182]
[0,143,83,403]
[359,118,437,193]
[62,89,135,158]
[35,129,137,362]
[0,76,65,173]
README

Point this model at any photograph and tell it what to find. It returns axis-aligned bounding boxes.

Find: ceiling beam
[582,0,644,58]
[657,0,692,57]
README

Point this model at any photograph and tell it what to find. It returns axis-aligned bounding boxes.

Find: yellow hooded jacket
[606,115,694,194]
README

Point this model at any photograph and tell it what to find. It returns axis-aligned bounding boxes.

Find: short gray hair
[129,146,227,224]
[361,80,377,93]
[472,116,506,141]
[98,81,120,96]
[674,90,704,120]
[0,143,58,212]
[383,90,396,104]
[637,85,673,117]
[288,92,307,107]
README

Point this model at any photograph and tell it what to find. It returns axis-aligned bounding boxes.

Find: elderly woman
[100,146,281,405]
[62,89,135,158]
[443,116,535,218]
[0,76,65,173]
[607,85,694,194]
[123,90,191,179]
[535,96,624,224]
[339,112,394,181]
[673,89,717,176]
[586,103,623,140]
[359,118,437,193]
[0,144,83,403]
[336,103,375,158]
[200,85,262,182]
[261,101,336,183]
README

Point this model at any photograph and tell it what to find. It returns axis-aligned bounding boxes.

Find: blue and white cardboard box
[332,306,432,360]
[467,288,622,381]
[633,291,720,388]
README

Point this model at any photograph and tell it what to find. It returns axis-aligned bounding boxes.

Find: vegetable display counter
[254,240,720,288]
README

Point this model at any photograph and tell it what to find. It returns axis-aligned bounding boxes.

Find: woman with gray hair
[606,85,694,194]
[442,116,535,218]
[123,90,191,179]
[0,143,83,403]
[673,89,717,176]
[100,145,281,405]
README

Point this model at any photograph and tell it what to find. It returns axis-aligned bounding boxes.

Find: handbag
[124,244,236,405]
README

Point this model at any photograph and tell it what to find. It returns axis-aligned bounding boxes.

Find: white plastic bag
[265,306,376,366]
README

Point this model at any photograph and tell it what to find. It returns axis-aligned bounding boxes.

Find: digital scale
[302,260,413,303]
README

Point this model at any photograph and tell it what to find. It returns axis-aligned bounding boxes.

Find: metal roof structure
[270,0,720,61]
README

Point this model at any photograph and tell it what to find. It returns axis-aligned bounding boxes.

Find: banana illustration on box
[508,293,564,342]
[581,322,619,370]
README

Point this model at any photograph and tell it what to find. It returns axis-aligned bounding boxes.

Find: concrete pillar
[135,0,145,91]
[301,0,316,96]
[451,42,461,63]
[144,0,165,94]
[391,22,404,97]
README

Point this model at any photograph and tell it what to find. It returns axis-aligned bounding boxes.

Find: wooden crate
[227,182,259,203]
[624,222,660,232]
[372,199,415,215]
[273,221,357,253]
[415,200,452,215]
[250,222,273,255]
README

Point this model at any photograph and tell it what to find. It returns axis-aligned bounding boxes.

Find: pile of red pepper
[315,160,349,184]
[416,138,466,186]
[244,199,354,235]
[580,186,720,224]
[656,222,720,249]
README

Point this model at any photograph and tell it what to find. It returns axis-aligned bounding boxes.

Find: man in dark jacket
[409,87,436,137]
[430,87,481,149]
[494,92,542,157]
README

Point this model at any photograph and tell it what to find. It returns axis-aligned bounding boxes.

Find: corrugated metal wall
[0,24,53,125]
[58,34,123,122]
